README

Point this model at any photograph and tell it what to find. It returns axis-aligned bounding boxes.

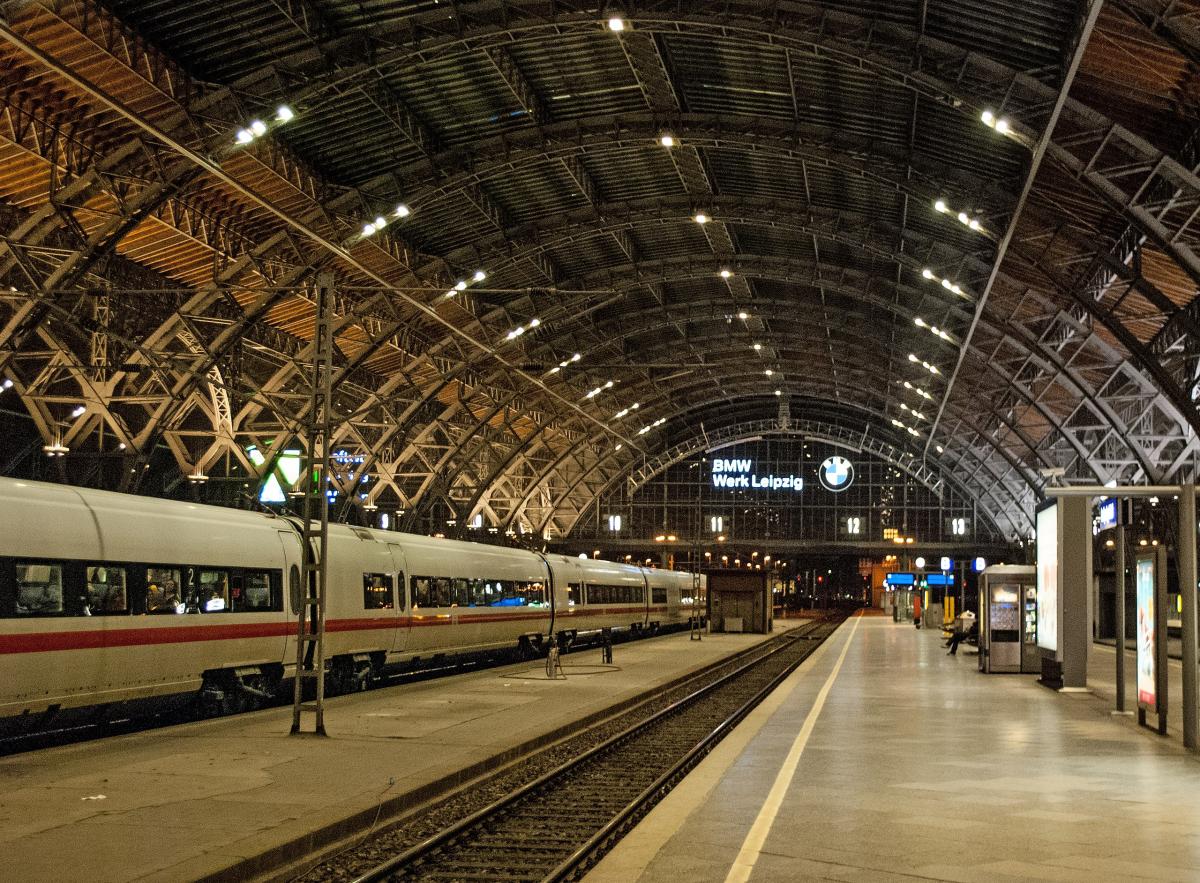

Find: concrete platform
[0,623,801,883]
[588,613,1200,883]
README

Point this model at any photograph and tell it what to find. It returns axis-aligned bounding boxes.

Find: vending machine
[1022,583,1039,672]
[979,565,1037,674]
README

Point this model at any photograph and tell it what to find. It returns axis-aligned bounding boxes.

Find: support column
[1114,519,1127,713]
[1060,495,1093,690]
[1180,484,1197,750]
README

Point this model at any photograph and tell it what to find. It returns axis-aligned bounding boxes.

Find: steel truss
[0,1,1195,543]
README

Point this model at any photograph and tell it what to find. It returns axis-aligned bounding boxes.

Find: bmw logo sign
[818,456,854,492]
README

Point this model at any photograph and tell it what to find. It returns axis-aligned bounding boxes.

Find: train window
[197,570,230,612]
[146,567,183,614]
[237,571,278,612]
[433,577,452,607]
[523,581,548,607]
[395,572,406,610]
[452,577,472,607]
[363,573,393,609]
[411,576,432,608]
[652,588,667,604]
[85,565,128,614]
[14,561,64,616]
[567,583,581,606]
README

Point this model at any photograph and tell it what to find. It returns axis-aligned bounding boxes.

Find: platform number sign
[948,517,969,536]
[845,516,862,536]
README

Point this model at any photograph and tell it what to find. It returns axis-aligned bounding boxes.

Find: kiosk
[979,564,1038,674]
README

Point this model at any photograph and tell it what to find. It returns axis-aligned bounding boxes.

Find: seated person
[947,619,979,655]
[147,578,181,613]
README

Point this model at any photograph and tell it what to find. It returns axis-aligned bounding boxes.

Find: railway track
[302,614,845,883]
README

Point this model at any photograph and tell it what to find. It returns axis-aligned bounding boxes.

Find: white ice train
[0,477,706,728]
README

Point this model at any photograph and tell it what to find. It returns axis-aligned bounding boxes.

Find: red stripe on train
[0,605,665,654]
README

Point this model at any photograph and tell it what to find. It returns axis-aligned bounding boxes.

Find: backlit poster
[1036,503,1058,652]
[1136,556,1157,712]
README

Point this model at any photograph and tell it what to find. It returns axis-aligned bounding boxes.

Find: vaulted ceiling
[1,0,1198,541]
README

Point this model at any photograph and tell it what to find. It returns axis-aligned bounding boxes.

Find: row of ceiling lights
[933,199,985,234]
[920,267,966,298]
[907,353,940,375]
[912,316,952,342]
[233,105,294,145]
[890,417,921,438]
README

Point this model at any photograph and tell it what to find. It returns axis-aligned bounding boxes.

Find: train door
[387,543,410,656]
[640,570,651,628]
[667,572,682,621]
[279,528,304,666]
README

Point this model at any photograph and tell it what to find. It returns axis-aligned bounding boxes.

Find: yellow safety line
[723,614,862,883]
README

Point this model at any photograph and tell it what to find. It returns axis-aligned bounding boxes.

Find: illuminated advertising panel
[1136,555,1158,712]
[1036,503,1059,652]
[710,457,803,492]
[1097,497,1118,531]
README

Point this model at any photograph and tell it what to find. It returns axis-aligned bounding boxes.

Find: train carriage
[0,477,699,729]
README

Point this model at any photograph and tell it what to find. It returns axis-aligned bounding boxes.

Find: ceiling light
[235,128,254,145]
[994,118,1010,135]
[249,119,267,137]
[0,378,11,390]
[362,222,377,236]
[903,381,913,389]
[737,311,749,320]
[934,199,947,213]
[913,317,926,327]
[529,317,541,328]
[921,268,934,279]
[187,471,209,484]
[936,445,944,453]
[70,405,86,418]
[720,269,731,279]
[694,213,709,224]
[957,211,969,224]
[774,389,781,396]
[571,353,581,362]
[981,109,995,127]
[615,443,622,451]
[608,17,625,31]
[454,280,467,291]
[604,380,614,388]
[506,326,525,340]
[752,343,762,351]
[275,105,295,123]
[908,353,918,362]
[373,216,386,228]
[764,369,774,376]
[473,270,486,282]
[660,134,675,147]
[941,278,952,290]
[394,204,411,218]
[968,218,982,231]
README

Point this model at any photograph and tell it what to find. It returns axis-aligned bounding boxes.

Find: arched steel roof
[0,0,1197,540]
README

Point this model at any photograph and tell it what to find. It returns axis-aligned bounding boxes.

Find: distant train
[0,478,705,728]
